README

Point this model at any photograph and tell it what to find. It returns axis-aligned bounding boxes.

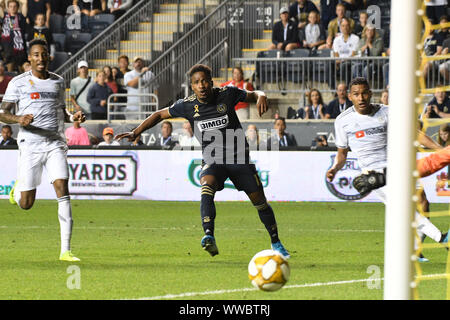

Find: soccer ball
[248,249,290,292]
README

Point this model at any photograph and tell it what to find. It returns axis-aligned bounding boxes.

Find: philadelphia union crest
[325,155,370,200]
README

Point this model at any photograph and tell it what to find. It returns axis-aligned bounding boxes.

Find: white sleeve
[334,118,348,149]
[2,80,20,103]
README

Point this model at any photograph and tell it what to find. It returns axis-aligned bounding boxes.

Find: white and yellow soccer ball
[248,249,290,292]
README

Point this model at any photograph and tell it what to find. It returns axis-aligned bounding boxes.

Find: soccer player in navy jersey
[116,64,290,258]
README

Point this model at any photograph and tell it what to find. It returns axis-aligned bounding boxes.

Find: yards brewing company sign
[67,155,137,195]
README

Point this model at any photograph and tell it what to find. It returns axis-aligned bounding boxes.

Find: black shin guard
[255,202,280,244]
[201,184,216,236]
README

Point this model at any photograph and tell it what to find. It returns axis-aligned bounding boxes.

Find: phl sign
[68,155,137,195]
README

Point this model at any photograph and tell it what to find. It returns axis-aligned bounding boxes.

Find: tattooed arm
[0,101,33,126]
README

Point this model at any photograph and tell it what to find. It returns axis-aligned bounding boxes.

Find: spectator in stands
[340,0,365,12]
[425,0,448,25]
[116,54,130,80]
[22,60,30,71]
[319,0,337,32]
[0,124,17,146]
[220,66,254,120]
[423,87,450,118]
[320,3,355,50]
[0,62,12,102]
[352,24,384,79]
[26,0,51,28]
[129,134,144,147]
[87,70,113,120]
[353,11,368,39]
[312,134,328,148]
[27,13,55,60]
[302,10,326,51]
[178,121,200,148]
[268,7,300,52]
[0,0,26,18]
[49,0,70,16]
[438,123,450,146]
[98,127,120,146]
[65,120,90,146]
[1,0,27,72]
[303,88,327,120]
[330,17,359,87]
[288,0,319,30]
[268,117,297,148]
[70,60,93,119]
[246,124,262,150]
[325,83,352,119]
[107,0,132,20]
[423,15,449,79]
[73,0,105,17]
[380,88,389,105]
[103,65,119,94]
[124,56,155,120]
[155,121,177,149]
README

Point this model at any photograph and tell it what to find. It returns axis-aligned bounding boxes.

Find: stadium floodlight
[384,0,420,300]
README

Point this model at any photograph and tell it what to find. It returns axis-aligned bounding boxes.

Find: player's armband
[353,170,386,194]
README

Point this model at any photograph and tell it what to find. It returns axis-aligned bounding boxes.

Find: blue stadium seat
[310,48,332,83]
[52,33,66,52]
[49,51,69,71]
[286,48,310,83]
[50,14,65,34]
[88,14,115,37]
[65,31,92,55]
[255,50,286,84]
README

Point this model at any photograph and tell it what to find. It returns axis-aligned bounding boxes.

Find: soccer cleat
[418,253,429,263]
[441,232,449,244]
[9,180,17,205]
[201,235,219,257]
[271,241,290,259]
[59,251,81,262]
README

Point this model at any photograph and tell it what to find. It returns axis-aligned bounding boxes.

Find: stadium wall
[0,150,447,203]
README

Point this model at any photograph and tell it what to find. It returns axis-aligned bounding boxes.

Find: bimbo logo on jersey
[325,155,368,201]
[196,115,229,132]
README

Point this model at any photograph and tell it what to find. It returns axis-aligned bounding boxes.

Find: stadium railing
[106,93,159,122]
[55,0,209,89]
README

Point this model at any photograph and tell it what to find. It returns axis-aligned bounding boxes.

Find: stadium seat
[88,14,115,38]
[50,14,65,34]
[255,50,286,84]
[310,48,332,83]
[52,33,66,52]
[286,48,310,83]
[65,32,92,55]
[49,51,69,71]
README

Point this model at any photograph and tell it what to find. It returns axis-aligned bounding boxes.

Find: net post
[383,0,421,300]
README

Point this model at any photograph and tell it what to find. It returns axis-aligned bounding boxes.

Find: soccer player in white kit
[326,77,448,262]
[0,39,85,262]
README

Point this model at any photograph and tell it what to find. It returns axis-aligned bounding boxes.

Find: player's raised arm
[115,108,172,141]
[245,90,268,117]
[0,101,33,126]
[326,147,349,182]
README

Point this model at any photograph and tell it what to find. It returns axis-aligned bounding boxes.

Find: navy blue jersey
[168,86,250,164]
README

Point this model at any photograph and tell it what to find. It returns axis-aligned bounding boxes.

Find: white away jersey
[3,71,67,150]
[334,104,388,170]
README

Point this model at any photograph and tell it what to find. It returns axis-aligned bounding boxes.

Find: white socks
[415,211,442,243]
[57,195,73,255]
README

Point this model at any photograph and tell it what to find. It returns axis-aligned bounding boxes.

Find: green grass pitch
[0,200,448,300]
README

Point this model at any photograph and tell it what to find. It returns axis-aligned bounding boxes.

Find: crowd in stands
[0,0,449,149]
[0,0,134,75]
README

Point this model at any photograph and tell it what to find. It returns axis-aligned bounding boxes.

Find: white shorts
[16,146,69,192]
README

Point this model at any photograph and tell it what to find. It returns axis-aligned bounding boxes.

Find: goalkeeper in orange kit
[417,145,450,178]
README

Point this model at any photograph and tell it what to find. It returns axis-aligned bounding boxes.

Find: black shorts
[200,163,263,194]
